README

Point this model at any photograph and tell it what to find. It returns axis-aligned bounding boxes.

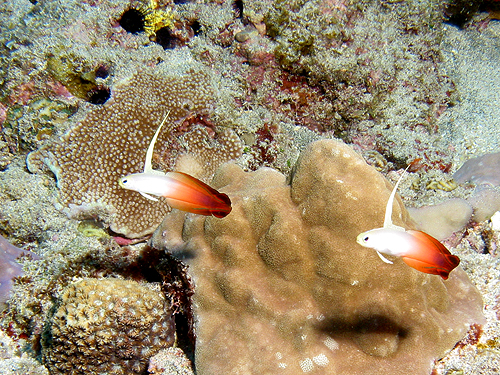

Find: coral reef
[264,0,453,135]
[467,186,500,222]
[42,278,175,375]
[28,65,241,238]
[151,139,484,375]
[0,235,38,310]
[1,0,500,373]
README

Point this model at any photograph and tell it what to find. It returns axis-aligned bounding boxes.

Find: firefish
[356,168,459,279]
[118,111,232,218]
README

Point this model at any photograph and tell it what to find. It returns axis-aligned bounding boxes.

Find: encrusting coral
[42,278,175,375]
[151,139,484,375]
[27,67,242,238]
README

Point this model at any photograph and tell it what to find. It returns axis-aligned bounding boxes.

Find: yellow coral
[144,8,175,37]
[426,178,458,191]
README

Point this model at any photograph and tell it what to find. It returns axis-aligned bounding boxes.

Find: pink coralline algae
[0,235,38,309]
[453,152,500,186]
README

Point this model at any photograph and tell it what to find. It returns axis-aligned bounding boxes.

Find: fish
[118,111,232,218]
[356,168,460,279]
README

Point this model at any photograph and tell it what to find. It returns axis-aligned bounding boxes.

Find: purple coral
[454,152,500,186]
[0,235,38,309]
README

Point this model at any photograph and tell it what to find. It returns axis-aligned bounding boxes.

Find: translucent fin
[377,251,394,264]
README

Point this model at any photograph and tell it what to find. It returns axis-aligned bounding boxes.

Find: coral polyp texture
[27,67,241,238]
[151,140,484,375]
[42,278,175,375]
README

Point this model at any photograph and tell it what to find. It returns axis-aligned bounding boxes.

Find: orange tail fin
[404,230,460,279]
[164,172,232,218]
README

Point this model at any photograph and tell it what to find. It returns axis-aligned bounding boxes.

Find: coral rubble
[42,278,175,375]
[148,347,194,375]
[28,67,241,238]
[152,139,484,375]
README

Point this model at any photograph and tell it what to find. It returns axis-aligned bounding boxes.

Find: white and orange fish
[356,168,459,279]
[118,112,231,218]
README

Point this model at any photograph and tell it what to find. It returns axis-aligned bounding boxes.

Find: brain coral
[27,67,241,238]
[42,278,175,375]
[151,139,484,375]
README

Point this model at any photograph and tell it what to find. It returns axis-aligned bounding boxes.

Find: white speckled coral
[27,67,241,238]
[152,139,484,375]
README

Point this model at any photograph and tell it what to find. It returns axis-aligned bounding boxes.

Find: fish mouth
[356,232,368,246]
[118,177,128,189]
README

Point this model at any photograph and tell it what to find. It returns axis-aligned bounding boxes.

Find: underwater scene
[0,0,499,374]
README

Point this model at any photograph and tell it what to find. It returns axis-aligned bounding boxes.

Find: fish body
[119,171,231,218]
[357,228,418,258]
[356,169,460,279]
[118,111,232,218]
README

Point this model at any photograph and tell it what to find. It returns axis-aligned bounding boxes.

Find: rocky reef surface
[0,0,500,374]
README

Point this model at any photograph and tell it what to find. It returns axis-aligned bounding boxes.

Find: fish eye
[363,236,369,242]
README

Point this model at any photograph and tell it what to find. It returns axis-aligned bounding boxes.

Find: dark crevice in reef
[155,254,196,366]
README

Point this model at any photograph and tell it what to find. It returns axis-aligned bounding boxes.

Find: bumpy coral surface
[28,67,241,238]
[152,140,484,375]
[42,278,175,375]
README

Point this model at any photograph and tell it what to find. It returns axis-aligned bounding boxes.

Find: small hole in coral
[233,0,243,18]
[190,20,202,35]
[87,86,111,105]
[154,27,178,50]
[95,65,110,79]
[119,8,146,34]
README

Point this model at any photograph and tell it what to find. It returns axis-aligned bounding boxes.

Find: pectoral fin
[377,251,394,264]
[140,192,159,202]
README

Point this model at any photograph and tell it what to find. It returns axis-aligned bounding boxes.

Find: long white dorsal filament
[377,166,411,264]
[144,110,171,174]
[140,110,171,202]
[383,166,410,230]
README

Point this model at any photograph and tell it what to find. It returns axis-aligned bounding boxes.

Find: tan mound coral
[151,139,484,375]
[27,68,242,238]
[42,278,175,375]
